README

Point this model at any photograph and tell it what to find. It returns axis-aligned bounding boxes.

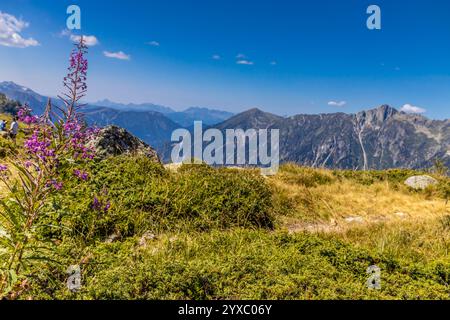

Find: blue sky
[0,0,450,118]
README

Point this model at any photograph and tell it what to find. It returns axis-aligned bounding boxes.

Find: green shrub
[40,157,274,244]
[39,156,168,242]
[278,163,335,187]
[171,164,274,230]
[436,180,450,202]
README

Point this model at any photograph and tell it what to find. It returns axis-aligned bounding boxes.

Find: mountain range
[213,106,450,170]
[0,81,232,149]
[1,81,449,170]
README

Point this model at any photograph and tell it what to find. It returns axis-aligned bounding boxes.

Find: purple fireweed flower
[0,164,8,172]
[53,181,63,190]
[24,161,33,168]
[24,131,55,162]
[92,197,101,211]
[73,169,89,181]
[62,38,89,122]
[47,180,63,190]
[18,105,39,125]
[92,196,111,212]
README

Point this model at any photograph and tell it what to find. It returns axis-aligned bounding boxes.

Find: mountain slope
[0,81,49,114]
[0,82,232,151]
[3,81,450,169]
[214,105,450,170]
[94,99,175,114]
[167,107,234,127]
[0,82,180,150]
[94,99,234,126]
[84,107,180,149]
[215,108,283,129]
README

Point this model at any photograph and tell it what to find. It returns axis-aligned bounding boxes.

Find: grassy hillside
[1,139,448,299]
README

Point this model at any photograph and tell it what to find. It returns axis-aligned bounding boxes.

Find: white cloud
[103,51,131,60]
[328,100,347,107]
[70,34,99,47]
[147,41,160,47]
[236,59,254,65]
[59,29,71,37]
[235,53,254,65]
[0,11,39,48]
[212,54,221,60]
[400,104,426,114]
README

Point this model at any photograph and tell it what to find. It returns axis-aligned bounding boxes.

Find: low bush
[172,164,274,230]
[40,157,274,244]
[278,163,335,187]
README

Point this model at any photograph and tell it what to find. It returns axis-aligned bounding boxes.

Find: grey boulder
[404,175,438,190]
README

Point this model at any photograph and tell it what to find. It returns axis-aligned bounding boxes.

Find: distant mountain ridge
[0,81,49,115]
[83,106,180,150]
[2,81,450,170]
[0,81,234,149]
[167,107,234,127]
[93,99,234,126]
[213,105,450,170]
[93,99,175,114]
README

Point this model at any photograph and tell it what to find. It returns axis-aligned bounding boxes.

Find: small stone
[395,212,410,219]
[105,232,120,243]
[344,216,364,223]
[164,163,183,172]
[138,231,157,247]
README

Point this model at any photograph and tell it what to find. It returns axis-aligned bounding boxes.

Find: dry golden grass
[337,217,450,262]
[266,165,450,265]
[268,166,450,235]
[0,157,24,198]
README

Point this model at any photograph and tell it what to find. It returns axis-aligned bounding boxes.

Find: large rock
[404,175,438,190]
[88,125,160,162]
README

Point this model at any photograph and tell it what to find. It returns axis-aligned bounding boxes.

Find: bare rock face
[88,125,160,162]
[404,175,438,190]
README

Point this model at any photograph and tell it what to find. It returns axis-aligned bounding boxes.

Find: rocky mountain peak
[374,104,398,119]
[355,104,398,127]
[216,108,282,129]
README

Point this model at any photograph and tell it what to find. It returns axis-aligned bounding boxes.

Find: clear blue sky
[1,0,450,118]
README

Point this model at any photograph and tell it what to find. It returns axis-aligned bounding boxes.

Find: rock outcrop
[88,125,160,162]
